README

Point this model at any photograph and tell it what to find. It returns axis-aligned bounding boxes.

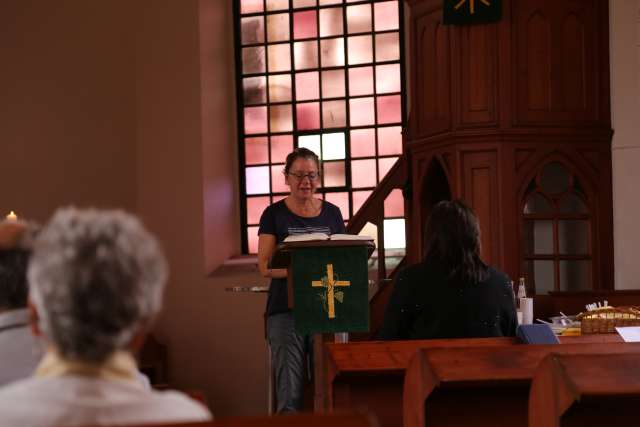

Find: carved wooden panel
[513,0,600,125]
[461,150,500,265]
[457,24,498,127]
[413,2,451,137]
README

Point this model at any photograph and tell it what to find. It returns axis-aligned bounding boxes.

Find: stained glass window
[236,0,404,253]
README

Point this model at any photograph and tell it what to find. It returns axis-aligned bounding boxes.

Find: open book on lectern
[283,233,374,243]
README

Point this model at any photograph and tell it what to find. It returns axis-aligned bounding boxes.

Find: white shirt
[0,309,44,387]
[0,350,212,427]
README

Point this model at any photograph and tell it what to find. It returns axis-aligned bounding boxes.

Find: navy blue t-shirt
[258,199,346,315]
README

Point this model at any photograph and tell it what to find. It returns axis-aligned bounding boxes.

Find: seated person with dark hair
[0,207,212,425]
[378,200,517,340]
[0,220,43,387]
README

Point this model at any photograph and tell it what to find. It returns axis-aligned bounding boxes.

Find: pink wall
[134,0,268,416]
[0,1,137,220]
[0,0,270,417]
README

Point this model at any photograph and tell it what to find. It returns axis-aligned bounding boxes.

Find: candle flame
[6,211,17,221]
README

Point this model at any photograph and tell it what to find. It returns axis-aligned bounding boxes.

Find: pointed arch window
[521,162,592,294]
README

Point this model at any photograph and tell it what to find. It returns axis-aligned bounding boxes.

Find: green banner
[292,246,369,335]
[443,0,502,25]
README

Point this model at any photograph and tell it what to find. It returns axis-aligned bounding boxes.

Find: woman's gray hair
[27,207,168,363]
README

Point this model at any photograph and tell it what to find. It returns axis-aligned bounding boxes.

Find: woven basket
[577,307,640,334]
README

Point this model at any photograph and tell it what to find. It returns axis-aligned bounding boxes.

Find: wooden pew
[82,413,375,427]
[315,337,519,427]
[529,353,640,427]
[315,334,623,427]
[402,343,640,427]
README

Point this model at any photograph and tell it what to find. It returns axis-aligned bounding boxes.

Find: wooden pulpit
[271,239,374,335]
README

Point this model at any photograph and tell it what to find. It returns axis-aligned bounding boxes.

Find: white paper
[615,327,640,342]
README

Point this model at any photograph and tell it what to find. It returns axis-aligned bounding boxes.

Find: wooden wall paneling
[411,1,452,137]
[460,149,501,266]
[457,22,499,128]
[512,0,601,125]
[409,150,453,262]
[500,143,519,277]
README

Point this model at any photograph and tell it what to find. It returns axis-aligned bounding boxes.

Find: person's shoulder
[147,389,212,420]
[322,200,341,214]
[484,266,511,288]
[395,262,430,287]
[263,199,287,215]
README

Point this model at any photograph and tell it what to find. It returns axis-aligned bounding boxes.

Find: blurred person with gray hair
[0,220,44,386]
[0,207,212,426]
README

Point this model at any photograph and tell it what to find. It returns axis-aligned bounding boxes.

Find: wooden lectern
[271,239,375,335]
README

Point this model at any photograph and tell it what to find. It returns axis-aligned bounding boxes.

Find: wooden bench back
[529,352,640,427]
[403,343,640,427]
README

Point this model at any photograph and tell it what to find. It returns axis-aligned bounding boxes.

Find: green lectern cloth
[443,0,502,25]
[291,246,369,335]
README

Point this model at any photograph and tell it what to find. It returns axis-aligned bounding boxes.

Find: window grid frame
[234,0,406,254]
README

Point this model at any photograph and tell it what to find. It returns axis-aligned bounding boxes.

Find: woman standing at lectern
[257,147,345,413]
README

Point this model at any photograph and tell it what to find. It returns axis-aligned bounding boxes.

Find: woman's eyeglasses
[288,171,320,181]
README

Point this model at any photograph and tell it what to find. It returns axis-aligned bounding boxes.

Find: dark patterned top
[378,262,518,340]
[259,199,346,315]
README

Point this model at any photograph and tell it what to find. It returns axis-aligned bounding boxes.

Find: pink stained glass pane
[295,72,320,101]
[378,157,398,182]
[267,44,291,72]
[244,106,268,134]
[352,159,377,188]
[271,164,289,193]
[322,100,346,128]
[296,102,320,130]
[242,47,265,74]
[349,97,375,126]
[269,104,293,132]
[321,69,345,98]
[245,137,269,165]
[384,189,404,218]
[294,41,318,70]
[347,4,372,34]
[320,38,345,67]
[269,74,292,102]
[320,0,341,4]
[376,95,402,124]
[273,194,287,202]
[294,10,317,39]
[293,0,316,7]
[376,63,401,94]
[325,192,349,220]
[241,0,263,14]
[319,8,343,37]
[350,128,376,158]
[267,14,290,42]
[243,76,267,105]
[247,226,259,254]
[271,135,293,163]
[347,35,372,65]
[266,0,288,11]
[245,166,270,195]
[241,17,264,45]
[375,33,400,61]
[247,196,270,224]
[323,161,346,187]
[352,190,372,214]
[377,126,402,155]
[348,66,374,96]
[374,1,399,31]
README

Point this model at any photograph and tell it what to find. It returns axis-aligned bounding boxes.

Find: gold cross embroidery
[454,0,491,15]
[312,264,350,319]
